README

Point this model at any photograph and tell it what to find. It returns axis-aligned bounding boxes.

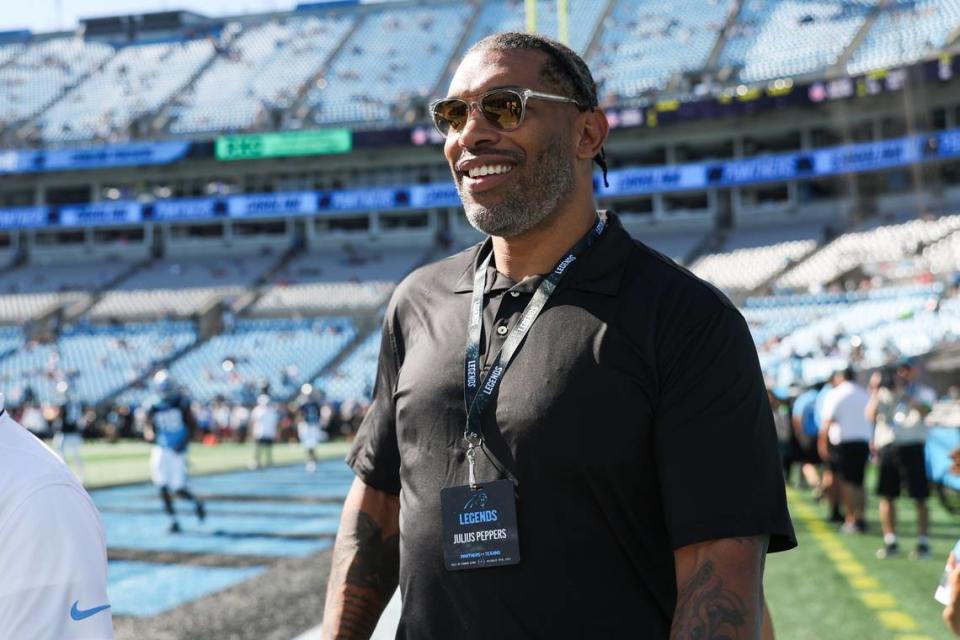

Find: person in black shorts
[820,368,872,533]
[867,364,937,559]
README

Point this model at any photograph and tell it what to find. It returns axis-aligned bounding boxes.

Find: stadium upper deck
[0,0,957,146]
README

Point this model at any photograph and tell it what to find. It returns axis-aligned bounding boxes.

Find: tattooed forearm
[327,512,399,639]
[343,512,400,597]
[670,560,747,640]
[323,479,400,640]
[670,536,767,640]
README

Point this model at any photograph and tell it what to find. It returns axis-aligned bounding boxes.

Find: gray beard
[458,138,575,238]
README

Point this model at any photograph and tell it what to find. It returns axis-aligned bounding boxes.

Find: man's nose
[457,103,499,149]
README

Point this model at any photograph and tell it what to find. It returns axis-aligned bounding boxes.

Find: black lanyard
[461,214,605,483]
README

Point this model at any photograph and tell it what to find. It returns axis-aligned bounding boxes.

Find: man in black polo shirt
[322,32,795,639]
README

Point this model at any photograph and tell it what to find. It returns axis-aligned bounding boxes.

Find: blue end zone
[108,561,265,616]
[95,462,353,615]
[101,512,338,555]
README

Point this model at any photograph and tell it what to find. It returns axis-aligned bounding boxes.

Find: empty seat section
[594,0,732,99]
[170,15,354,134]
[308,4,470,126]
[162,318,355,402]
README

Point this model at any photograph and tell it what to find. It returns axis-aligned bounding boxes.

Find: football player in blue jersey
[143,370,206,533]
[296,384,327,473]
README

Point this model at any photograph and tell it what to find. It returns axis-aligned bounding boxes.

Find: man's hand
[670,536,768,640]
[944,554,960,636]
[322,477,400,640]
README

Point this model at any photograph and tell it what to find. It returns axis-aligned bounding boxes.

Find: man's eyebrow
[444,84,524,99]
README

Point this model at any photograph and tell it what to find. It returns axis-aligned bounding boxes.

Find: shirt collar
[452,211,630,296]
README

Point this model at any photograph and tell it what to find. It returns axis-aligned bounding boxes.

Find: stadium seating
[89,254,280,320]
[171,14,354,134]
[0,37,114,126]
[0,326,23,357]
[308,4,470,125]
[0,259,138,324]
[692,238,817,292]
[921,229,960,275]
[467,0,606,56]
[39,39,214,143]
[748,284,952,385]
[847,0,960,76]
[160,317,355,402]
[0,321,196,404]
[593,0,731,97]
[251,246,426,314]
[774,215,960,291]
[719,0,876,83]
[312,330,380,403]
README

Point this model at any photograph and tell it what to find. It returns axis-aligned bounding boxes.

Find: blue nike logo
[70,601,111,621]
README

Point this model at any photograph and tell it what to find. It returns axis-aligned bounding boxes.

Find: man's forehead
[446,48,549,97]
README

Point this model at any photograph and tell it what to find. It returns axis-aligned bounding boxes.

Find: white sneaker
[306,461,317,473]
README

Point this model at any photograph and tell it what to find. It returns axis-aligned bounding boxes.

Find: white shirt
[0,403,114,639]
[873,384,938,448]
[250,404,279,440]
[822,381,873,444]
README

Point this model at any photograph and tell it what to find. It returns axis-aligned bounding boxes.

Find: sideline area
[75,440,960,639]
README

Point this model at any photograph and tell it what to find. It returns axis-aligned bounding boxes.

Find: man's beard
[457,137,575,238]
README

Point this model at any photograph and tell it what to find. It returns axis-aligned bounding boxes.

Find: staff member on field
[322,32,795,639]
[0,393,114,639]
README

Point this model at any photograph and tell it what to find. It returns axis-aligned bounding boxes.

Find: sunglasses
[429,87,584,137]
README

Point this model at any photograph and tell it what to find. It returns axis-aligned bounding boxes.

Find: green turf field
[75,442,960,638]
[766,478,960,640]
[73,439,352,488]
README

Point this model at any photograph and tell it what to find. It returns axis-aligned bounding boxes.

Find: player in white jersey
[143,371,206,534]
[250,394,279,469]
[0,393,114,639]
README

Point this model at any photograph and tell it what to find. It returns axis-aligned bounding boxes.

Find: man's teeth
[467,165,513,178]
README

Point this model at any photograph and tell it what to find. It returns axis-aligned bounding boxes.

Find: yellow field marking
[850,575,882,590]
[860,591,898,609]
[786,488,930,637]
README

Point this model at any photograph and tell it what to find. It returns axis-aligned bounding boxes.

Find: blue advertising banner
[408,183,460,208]
[0,206,49,229]
[59,202,142,227]
[227,191,318,218]
[153,197,220,221]
[812,137,920,175]
[322,187,400,212]
[0,125,956,229]
[0,141,191,175]
[42,141,191,172]
[599,165,706,195]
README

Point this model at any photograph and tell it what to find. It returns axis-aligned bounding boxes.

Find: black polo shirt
[348,212,795,639]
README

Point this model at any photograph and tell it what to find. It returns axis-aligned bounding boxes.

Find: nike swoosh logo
[70,600,111,621]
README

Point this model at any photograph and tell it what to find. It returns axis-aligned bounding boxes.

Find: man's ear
[575,108,609,161]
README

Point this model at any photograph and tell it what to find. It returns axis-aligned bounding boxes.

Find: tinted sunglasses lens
[432,99,468,135]
[481,90,523,130]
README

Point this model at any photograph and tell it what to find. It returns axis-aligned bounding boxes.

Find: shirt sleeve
[0,482,114,639]
[655,307,796,553]
[821,388,839,423]
[346,307,403,495]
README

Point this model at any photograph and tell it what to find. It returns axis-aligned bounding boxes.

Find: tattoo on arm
[670,560,747,640]
[670,536,766,640]
[328,511,400,640]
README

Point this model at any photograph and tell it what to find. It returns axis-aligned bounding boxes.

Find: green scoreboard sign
[215,129,353,160]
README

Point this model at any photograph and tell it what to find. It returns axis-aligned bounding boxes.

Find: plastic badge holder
[935,539,960,605]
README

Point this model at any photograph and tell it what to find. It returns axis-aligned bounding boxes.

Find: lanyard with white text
[462,214,606,487]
